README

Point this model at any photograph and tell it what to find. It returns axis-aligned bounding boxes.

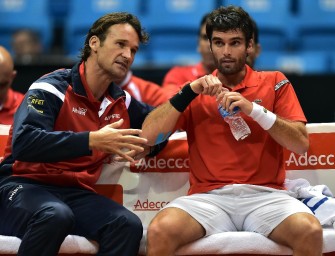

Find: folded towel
[59,235,98,253]
[284,178,334,198]
[0,236,21,253]
[2,229,335,255]
[0,235,98,254]
[284,178,335,228]
[139,229,335,255]
[302,197,335,228]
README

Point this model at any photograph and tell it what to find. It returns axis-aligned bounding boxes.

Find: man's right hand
[89,119,148,163]
[190,74,222,95]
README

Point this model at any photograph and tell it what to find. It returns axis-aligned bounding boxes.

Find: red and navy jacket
[0,62,163,191]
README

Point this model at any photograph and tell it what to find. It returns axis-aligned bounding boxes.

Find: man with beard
[141,5,323,256]
[161,13,216,97]
[162,13,261,97]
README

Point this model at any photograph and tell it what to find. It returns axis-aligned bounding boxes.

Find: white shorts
[164,184,314,237]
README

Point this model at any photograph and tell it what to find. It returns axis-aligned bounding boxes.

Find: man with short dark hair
[142,6,323,256]
[162,13,216,97]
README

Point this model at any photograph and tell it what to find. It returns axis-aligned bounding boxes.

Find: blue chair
[329,53,335,74]
[223,0,295,51]
[255,50,330,75]
[295,0,335,52]
[142,0,218,67]
[64,0,144,60]
[48,0,70,28]
[0,0,52,54]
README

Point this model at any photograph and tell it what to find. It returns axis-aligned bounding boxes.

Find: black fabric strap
[169,84,198,112]
[147,140,168,157]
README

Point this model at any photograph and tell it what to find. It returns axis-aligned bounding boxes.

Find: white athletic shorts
[164,184,314,237]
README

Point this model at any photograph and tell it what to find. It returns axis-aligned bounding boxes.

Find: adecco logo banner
[130,140,190,173]
[129,127,335,172]
[284,133,335,170]
[133,199,170,211]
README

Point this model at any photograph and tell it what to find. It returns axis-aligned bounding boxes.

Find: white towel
[0,236,20,253]
[59,235,98,253]
[2,230,335,255]
[285,178,335,228]
[302,197,335,228]
[140,229,335,255]
[0,235,98,254]
[284,178,334,198]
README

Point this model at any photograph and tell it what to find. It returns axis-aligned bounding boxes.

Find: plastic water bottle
[218,105,251,141]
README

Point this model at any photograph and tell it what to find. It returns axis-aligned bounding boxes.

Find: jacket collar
[70,62,126,101]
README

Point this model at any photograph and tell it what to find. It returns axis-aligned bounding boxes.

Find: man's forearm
[141,75,222,145]
[267,117,309,155]
[142,83,199,145]
[141,102,181,145]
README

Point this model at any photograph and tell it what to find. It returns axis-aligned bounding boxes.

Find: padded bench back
[97,123,335,228]
[1,123,335,228]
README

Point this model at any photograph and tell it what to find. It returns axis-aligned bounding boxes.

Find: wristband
[169,84,198,112]
[147,140,168,157]
[249,102,276,130]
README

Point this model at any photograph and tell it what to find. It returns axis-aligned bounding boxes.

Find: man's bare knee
[270,213,323,255]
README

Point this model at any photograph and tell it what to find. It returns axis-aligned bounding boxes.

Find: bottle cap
[218,105,239,117]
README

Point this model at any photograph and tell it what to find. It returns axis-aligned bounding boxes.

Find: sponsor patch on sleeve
[274,79,289,91]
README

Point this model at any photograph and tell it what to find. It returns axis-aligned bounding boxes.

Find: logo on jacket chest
[105,114,121,121]
[72,107,87,116]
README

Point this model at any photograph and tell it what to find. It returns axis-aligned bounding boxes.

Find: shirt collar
[213,65,260,91]
[78,61,98,102]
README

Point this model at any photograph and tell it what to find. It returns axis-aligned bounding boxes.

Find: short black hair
[206,5,254,47]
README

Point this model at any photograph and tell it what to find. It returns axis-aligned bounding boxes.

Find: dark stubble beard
[215,57,245,75]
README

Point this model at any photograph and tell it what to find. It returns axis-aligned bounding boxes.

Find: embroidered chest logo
[105,114,121,121]
[72,107,87,116]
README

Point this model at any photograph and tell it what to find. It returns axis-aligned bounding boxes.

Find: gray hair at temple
[80,12,149,61]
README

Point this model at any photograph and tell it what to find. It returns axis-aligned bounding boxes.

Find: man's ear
[246,38,253,55]
[89,35,99,52]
